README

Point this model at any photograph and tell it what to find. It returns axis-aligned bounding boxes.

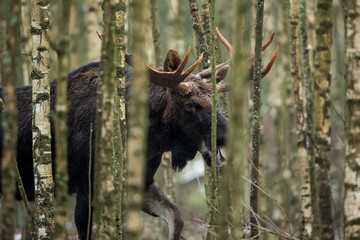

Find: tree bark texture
[20,0,32,86]
[250,0,264,238]
[298,0,315,239]
[114,0,126,238]
[290,0,311,238]
[53,0,71,238]
[205,1,217,239]
[188,0,208,70]
[31,0,54,238]
[344,1,360,239]
[92,0,117,238]
[0,0,20,238]
[124,0,148,239]
[313,1,334,239]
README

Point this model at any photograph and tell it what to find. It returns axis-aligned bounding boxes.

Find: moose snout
[216,111,228,146]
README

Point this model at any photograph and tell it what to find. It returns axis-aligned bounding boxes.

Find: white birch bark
[31,0,54,238]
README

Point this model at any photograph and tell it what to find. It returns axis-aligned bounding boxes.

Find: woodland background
[0,0,359,240]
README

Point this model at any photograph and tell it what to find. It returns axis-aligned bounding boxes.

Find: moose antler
[148,46,203,89]
[214,27,279,93]
[97,30,203,94]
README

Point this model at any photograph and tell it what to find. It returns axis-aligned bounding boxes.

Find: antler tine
[261,45,279,78]
[182,52,203,76]
[216,27,233,59]
[148,46,203,89]
[249,32,275,66]
[174,46,191,75]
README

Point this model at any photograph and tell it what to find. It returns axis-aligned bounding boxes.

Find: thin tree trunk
[20,0,31,86]
[313,1,334,239]
[218,2,249,240]
[304,1,321,237]
[114,0,126,238]
[31,0,54,238]
[78,0,88,66]
[299,0,315,238]
[167,0,185,54]
[86,0,102,61]
[188,0,208,70]
[277,2,294,228]
[150,0,161,66]
[162,152,176,202]
[92,0,117,238]
[0,0,20,238]
[250,0,265,238]
[344,1,360,239]
[290,0,311,238]
[52,0,71,238]
[201,0,211,68]
[205,1,217,239]
[124,0,148,238]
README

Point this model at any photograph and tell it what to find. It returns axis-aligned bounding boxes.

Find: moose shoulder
[0,29,277,240]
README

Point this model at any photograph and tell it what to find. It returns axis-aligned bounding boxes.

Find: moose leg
[143,183,184,240]
[75,191,92,240]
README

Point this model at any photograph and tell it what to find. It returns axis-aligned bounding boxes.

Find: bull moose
[0,28,277,240]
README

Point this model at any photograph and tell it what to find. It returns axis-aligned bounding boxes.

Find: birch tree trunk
[53,0,71,238]
[290,0,311,238]
[114,0,126,238]
[92,0,117,238]
[124,0,148,238]
[250,0,265,238]
[313,1,334,239]
[298,0,314,238]
[31,0,54,238]
[0,0,20,238]
[344,1,360,239]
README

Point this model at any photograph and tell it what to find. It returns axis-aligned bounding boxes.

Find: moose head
[142,27,278,173]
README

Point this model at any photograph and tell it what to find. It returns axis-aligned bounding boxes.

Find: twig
[242,176,293,235]
[86,123,93,240]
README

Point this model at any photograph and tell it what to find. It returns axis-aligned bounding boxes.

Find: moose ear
[163,49,183,72]
[198,64,229,83]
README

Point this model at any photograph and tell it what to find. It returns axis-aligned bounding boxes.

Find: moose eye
[185,103,195,112]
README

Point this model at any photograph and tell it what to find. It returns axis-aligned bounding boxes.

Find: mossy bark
[31,0,55,238]
[344,1,360,239]
[92,0,117,238]
[313,1,334,239]
[1,0,20,239]
[205,1,217,239]
[250,0,265,238]
[188,0,208,70]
